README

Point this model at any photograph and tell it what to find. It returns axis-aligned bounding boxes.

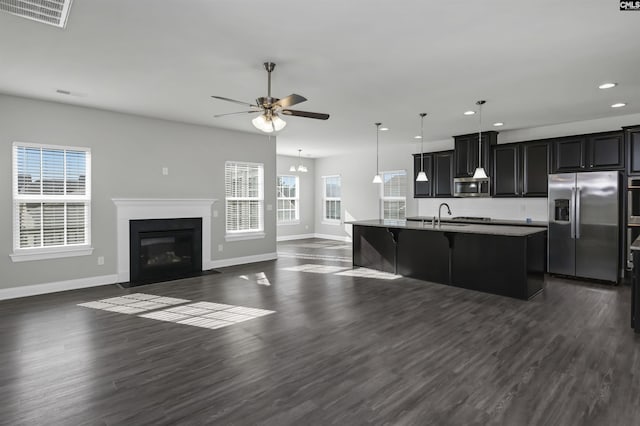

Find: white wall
[0,94,277,291]
[276,154,315,239]
[314,112,640,239]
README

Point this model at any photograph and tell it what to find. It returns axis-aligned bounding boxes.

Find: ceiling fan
[211,62,330,133]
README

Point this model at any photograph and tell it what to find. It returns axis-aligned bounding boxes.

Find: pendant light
[416,113,428,182]
[290,149,307,173]
[472,100,488,179]
[372,123,382,183]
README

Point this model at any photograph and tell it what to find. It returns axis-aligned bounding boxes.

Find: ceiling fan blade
[211,95,259,108]
[273,94,307,108]
[281,109,330,120]
[213,110,261,118]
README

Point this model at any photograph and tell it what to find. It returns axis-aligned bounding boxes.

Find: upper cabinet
[492,144,520,197]
[413,153,433,198]
[521,141,550,197]
[434,151,454,197]
[491,140,550,198]
[454,131,498,177]
[551,131,624,173]
[627,125,640,175]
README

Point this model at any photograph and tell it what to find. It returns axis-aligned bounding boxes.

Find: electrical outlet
[97,256,105,265]
[162,167,169,176]
[218,244,223,252]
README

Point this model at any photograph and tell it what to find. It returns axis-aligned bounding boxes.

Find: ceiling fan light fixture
[271,114,287,131]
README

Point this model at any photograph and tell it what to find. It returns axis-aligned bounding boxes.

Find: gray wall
[276,154,315,239]
[0,94,276,289]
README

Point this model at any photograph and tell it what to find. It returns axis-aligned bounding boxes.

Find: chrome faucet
[438,202,452,226]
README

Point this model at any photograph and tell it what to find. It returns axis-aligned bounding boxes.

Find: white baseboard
[276,233,315,242]
[205,252,278,269]
[313,233,352,243]
[0,274,118,301]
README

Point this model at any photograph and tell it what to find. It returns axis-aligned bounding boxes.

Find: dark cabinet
[412,153,433,198]
[588,132,624,170]
[491,140,549,198]
[434,151,454,197]
[522,141,550,197]
[627,125,640,175]
[552,131,624,173]
[553,136,587,172]
[492,144,520,197]
[454,131,498,177]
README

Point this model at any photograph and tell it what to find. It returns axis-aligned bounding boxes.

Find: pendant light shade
[416,171,428,182]
[416,113,429,182]
[291,149,308,173]
[373,122,382,184]
[472,100,488,179]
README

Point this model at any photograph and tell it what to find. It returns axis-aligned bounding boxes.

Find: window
[225,161,264,240]
[277,175,299,224]
[12,142,92,261]
[323,175,341,224]
[381,170,407,220]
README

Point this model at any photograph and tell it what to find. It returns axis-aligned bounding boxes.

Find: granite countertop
[348,219,547,237]
[406,216,548,228]
[631,235,640,252]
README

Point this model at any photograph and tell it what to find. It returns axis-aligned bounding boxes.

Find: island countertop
[405,216,548,228]
[347,219,547,237]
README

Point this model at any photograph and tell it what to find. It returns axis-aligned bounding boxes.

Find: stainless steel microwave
[453,177,490,197]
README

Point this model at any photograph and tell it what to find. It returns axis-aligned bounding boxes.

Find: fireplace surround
[113,199,216,283]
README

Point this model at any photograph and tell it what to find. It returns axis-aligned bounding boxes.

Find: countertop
[348,219,547,237]
[631,235,640,252]
[406,216,548,228]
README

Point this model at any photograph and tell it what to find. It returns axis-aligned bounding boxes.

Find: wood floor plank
[0,238,639,425]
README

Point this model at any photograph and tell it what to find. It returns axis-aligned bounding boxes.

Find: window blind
[277,175,299,223]
[225,161,264,233]
[13,143,91,250]
[323,176,341,222]
[381,171,406,220]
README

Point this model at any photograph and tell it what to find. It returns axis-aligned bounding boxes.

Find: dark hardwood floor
[1,238,639,425]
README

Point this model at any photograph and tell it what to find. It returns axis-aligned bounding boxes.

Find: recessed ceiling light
[414,135,422,139]
[611,103,626,108]
[599,83,617,89]
[464,111,476,116]
[380,127,389,131]
[493,122,504,127]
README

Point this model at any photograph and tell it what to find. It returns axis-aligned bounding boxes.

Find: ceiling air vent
[0,0,73,28]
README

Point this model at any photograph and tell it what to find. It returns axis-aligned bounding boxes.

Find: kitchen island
[350,219,547,300]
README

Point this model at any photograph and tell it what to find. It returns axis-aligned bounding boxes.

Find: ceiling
[1,0,639,158]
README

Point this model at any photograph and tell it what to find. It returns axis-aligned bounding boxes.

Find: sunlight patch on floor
[282,264,351,274]
[278,252,352,263]
[78,293,275,330]
[336,268,401,280]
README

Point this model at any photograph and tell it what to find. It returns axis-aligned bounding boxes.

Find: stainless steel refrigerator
[548,171,620,283]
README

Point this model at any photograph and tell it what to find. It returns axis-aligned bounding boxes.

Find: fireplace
[129,218,202,285]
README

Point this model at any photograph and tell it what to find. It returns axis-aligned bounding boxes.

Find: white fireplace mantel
[112,198,217,282]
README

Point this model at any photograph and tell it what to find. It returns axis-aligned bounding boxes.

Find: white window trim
[224,160,264,239]
[380,170,407,220]
[322,175,341,225]
[277,175,300,225]
[11,141,93,262]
